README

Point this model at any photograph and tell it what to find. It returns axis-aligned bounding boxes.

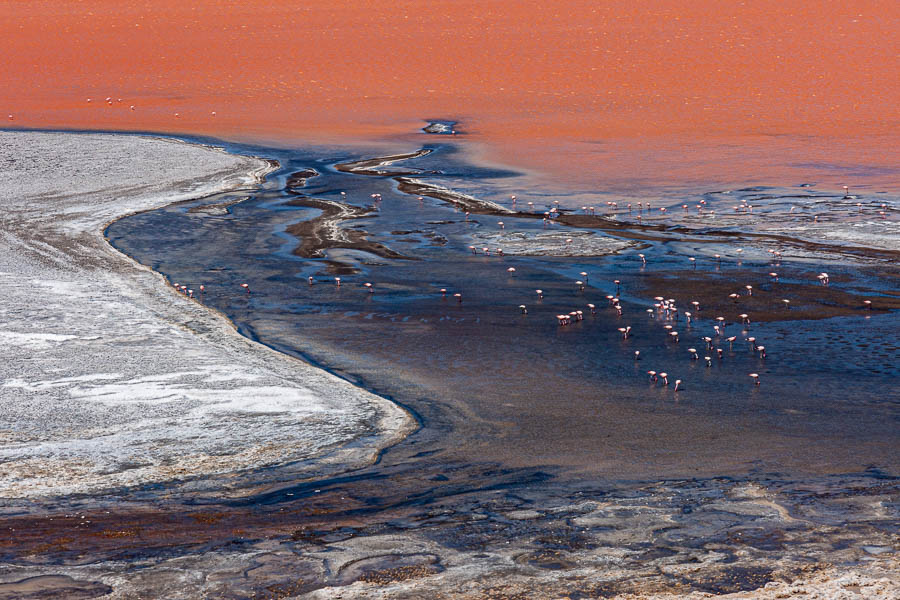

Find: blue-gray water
[106,139,899,496]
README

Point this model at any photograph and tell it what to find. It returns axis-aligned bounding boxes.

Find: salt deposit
[0,131,412,499]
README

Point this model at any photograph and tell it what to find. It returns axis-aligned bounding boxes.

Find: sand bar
[0,131,412,500]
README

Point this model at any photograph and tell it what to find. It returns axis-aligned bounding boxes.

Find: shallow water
[105,139,900,495]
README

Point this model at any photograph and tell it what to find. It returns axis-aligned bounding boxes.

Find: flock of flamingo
[163,184,886,395]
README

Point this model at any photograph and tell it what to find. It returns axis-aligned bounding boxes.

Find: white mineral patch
[631,187,899,255]
[0,131,412,499]
[469,229,636,256]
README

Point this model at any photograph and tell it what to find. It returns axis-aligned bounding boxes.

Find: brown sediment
[186,195,249,216]
[635,270,900,323]
[286,167,319,189]
[285,195,410,260]
[335,149,433,176]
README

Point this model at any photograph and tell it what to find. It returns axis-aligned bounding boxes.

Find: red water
[3,1,898,188]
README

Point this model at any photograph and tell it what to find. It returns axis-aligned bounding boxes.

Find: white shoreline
[0,131,413,499]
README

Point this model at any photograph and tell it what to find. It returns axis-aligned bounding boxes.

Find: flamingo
[660,372,669,385]
[689,348,699,360]
[240,283,250,294]
[519,305,527,315]
[335,277,341,287]
[674,379,682,391]
[749,373,760,386]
